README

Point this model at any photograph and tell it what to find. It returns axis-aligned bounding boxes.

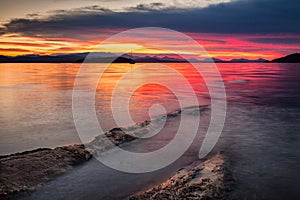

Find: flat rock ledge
[0,144,91,198]
[128,153,235,200]
[0,124,147,199]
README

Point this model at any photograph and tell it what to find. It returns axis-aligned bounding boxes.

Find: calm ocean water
[1,63,299,199]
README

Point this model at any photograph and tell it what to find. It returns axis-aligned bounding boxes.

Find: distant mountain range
[0,53,299,63]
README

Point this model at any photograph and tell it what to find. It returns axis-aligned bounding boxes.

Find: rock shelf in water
[129,153,235,200]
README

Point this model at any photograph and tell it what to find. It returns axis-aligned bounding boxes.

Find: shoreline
[1,147,235,200]
[0,105,237,199]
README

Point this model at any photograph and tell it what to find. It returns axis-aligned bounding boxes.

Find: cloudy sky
[0,0,299,59]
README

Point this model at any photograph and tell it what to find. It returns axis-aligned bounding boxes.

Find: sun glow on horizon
[0,32,299,60]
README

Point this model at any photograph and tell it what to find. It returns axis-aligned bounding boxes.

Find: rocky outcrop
[0,106,212,199]
[86,120,151,155]
[271,53,300,63]
[128,153,235,200]
[0,121,151,198]
[0,144,91,198]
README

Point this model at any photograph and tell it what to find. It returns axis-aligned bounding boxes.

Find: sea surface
[0,63,299,199]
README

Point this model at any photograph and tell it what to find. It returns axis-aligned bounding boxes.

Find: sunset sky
[0,0,299,60]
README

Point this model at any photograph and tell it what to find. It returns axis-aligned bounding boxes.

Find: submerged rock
[0,144,91,198]
[86,121,151,155]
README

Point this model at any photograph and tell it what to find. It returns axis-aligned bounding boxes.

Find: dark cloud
[248,38,300,44]
[0,41,52,47]
[26,13,41,18]
[126,2,168,11]
[46,5,112,16]
[0,26,6,35]
[1,0,300,38]
[0,48,32,53]
[201,39,227,44]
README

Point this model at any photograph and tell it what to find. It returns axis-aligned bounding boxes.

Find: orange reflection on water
[0,63,81,90]
[0,62,295,155]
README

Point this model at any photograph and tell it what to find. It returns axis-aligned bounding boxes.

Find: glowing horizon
[0,32,299,60]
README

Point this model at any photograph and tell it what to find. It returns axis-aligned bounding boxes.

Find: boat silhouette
[129,50,135,64]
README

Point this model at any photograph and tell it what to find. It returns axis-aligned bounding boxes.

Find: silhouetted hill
[135,56,188,63]
[230,58,268,63]
[0,53,134,63]
[201,58,227,63]
[76,56,134,63]
[271,53,300,63]
[0,53,88,63]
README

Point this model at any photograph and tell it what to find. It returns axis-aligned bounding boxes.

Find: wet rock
[128,153,235,200]
[0,144,91,198]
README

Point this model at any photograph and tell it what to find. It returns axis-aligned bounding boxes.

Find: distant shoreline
[1,61,300,63]
[1,53,299,63]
